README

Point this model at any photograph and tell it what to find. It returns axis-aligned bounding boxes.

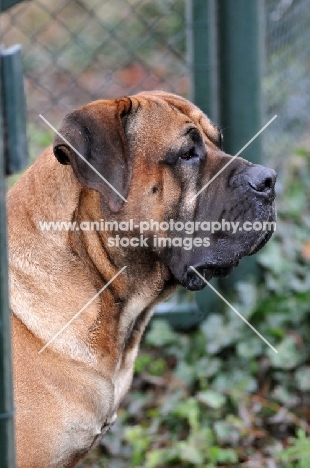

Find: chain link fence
[264,0,310,171]
[1,0,310,168]
[1,0,188,160]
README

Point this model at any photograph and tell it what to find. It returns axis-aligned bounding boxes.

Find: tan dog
[8,91,276,467]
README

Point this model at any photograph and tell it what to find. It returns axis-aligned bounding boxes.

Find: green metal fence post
[188,0,264,293]
[218,0,263,163]
[187,0,219,121]
[0,175,15,468]
[1,45,29,175]
[186,0,222,316]
[0,78,16,468]
[217,0,264,289]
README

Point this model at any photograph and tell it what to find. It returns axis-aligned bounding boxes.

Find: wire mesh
[1,0,188,159]
[263,0,310,170]
[1,0,310,168]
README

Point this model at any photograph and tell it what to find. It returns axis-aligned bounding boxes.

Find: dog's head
[53,91,276,291]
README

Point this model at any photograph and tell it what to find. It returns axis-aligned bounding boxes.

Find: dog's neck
[8,149,176,374]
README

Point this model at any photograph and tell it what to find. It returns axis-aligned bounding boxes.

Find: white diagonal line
[190,266,278,354]
[38,266,127,354]
[39,114,127,203]
[190,115,277,201]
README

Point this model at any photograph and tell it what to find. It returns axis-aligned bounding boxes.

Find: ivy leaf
[177,440,204,464]
[268,336,303,369]
[295,366,310,391]
[197,390,226,409]
[145,320,179,347]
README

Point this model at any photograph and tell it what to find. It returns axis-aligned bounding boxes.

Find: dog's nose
[247,165,276,194]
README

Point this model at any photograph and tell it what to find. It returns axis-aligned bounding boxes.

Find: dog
[8,91,276,467]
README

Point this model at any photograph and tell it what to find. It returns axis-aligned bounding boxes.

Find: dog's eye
[180,147,197,161]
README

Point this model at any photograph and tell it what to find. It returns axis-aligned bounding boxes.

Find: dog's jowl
[8,91,276,467]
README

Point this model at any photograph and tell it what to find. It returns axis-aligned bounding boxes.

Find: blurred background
[2,0,310,466]
[2,0,310,168]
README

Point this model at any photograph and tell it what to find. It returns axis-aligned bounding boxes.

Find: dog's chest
[68,327,146,463]
[58,294,159,466]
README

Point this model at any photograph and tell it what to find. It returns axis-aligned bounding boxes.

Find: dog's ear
[53,97,132,212]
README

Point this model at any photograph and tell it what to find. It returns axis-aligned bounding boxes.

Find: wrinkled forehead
[128,91,221,147]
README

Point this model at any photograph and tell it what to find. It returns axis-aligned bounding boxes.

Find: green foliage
[276,430,310,468]
[7,125,53,189]
[122,385,239,468]
[135,353,167,376]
